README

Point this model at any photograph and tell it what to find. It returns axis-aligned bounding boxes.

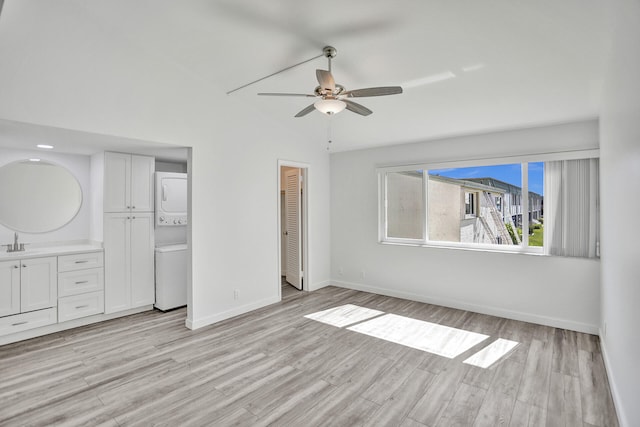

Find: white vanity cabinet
[57,251,104,322]
[0,259,20,317]
[0,248,105,341]
[0,257,57,314]
[104,212,155,314]
[0,256,57,336]
[104,152,155,213]
[20,256,58,312]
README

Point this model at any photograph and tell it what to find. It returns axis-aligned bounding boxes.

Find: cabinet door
[20,256,57,312]
[104,152,132,212]
[104,213,132,313]
[130,213,155,308]
[0,260,20,317]
[130,155,155,212]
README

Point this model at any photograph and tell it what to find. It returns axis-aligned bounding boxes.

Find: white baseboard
[186,295,280,330]
[308,280,331,292]
[331,280,599,335]
[599,331,628,427]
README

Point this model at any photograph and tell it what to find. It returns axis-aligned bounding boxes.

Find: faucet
[5,232,25,253]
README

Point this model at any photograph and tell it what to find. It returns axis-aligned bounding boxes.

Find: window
[379,154,599,257]
[528,162,544,247]
[464,192,476,217]
[427,164,522,247]
[385,170,424,240]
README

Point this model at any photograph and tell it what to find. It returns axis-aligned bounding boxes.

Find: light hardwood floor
[281,277,301,299]
[0,286,619,426]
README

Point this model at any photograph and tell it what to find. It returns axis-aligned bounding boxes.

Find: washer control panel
[157,215,188,226]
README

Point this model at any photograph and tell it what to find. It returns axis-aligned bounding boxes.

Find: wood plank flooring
[0,286,619,426]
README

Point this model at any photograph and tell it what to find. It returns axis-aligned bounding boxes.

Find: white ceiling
[0,0,611,154]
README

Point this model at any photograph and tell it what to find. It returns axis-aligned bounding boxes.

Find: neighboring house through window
[379,154,598,257]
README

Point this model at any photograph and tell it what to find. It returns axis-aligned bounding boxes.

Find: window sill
[379,239,546,256]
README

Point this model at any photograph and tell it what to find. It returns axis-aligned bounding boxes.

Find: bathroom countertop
[0,243,103,260]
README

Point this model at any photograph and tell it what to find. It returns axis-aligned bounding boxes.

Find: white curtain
[544,158,599,257]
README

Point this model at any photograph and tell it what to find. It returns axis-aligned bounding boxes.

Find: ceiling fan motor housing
[315,84,345,97]
[323,46,337,58]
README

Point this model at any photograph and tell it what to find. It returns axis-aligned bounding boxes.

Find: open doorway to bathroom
[278,161,309,299]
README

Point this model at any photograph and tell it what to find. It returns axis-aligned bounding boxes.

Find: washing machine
[155,243,188,311]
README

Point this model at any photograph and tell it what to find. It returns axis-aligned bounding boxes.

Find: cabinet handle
[75,305,89,309]
[132,216,136,219]
[22,264,27,268]
[126,205,131,209]
[75,280,89,284]
[74,260,89,264]
[13,265,19,269]
[12,321,28,326]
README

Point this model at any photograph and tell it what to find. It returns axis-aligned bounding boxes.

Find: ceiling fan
[228,46,403,117]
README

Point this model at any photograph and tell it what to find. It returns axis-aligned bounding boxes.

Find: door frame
[277,160,309,298]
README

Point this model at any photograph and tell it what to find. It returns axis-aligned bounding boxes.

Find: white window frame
[377,149,599,255]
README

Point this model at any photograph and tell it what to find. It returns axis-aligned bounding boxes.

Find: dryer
[156,172,187,226]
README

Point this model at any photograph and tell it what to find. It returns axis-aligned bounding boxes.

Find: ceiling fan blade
[258,93,316,97]
[316,69,336,92]
[342,86,403,98]
[294,104,317,117]
[344,100,373,116]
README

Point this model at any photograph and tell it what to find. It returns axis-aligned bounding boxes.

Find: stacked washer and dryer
[154,172,188,311]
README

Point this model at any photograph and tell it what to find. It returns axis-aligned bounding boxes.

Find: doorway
[278,161,308,299]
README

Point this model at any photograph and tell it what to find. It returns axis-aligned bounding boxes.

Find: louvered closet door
[285,168,302,290]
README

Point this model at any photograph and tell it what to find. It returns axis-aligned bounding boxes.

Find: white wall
[331,120,601,333]
[188,118,330,328]
[599,1,640,425]
[0,2,331,331]
[0,147,91,244]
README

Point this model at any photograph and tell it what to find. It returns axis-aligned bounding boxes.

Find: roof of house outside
[428,174,506,194]
[466,177,542,199]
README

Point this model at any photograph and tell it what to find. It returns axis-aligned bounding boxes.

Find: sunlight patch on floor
[303,304,384,328]
[347,313,489,359]
[463,338,519,368]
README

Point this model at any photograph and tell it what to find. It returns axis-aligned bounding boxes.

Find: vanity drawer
[58,268,104,297]
[58,291,104,323]
[58,252,104,272]
[0,307,57,337]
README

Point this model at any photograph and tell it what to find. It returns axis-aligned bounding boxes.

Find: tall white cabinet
[103,152,155,314]
[104,152,155,213]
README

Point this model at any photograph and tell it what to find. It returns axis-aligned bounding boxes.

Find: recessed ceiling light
[29,158,41,162]
[402,71,456,89]
[37,144,54,149]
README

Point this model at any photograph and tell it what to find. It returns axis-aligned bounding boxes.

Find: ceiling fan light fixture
[314,99,346,115]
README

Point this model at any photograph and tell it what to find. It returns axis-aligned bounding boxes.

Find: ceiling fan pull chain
[327,116,333,151]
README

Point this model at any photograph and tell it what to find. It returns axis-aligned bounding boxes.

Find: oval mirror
[0,160,82,233]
